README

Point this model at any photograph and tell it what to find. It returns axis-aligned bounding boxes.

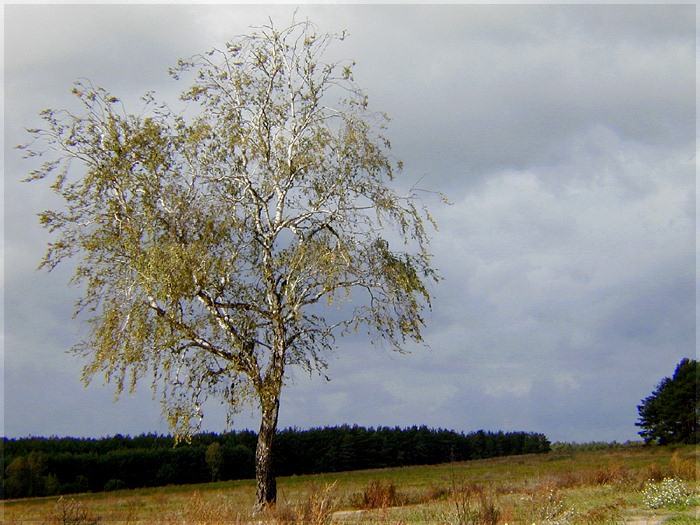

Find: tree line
[2,426,550,499]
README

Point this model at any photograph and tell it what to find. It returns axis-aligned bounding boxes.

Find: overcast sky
[3,3,696,444]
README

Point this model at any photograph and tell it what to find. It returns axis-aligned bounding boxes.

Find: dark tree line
[273,426,549,475]
[2,426,550,499]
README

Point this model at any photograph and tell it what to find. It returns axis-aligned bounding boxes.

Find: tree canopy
[21,18,440,506]
[636,358,698,445]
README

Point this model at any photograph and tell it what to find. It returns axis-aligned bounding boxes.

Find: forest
[2,426,550,499]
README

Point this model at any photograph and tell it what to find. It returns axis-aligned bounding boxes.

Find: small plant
[591,463,630,485]
[671,450,698,481]
[355,480,407,509]
[446,480,501,525]
[579,502,623,525]
[264,483,338,525]
[4,511,23,525]
[550,470,582,489]
[517,485,577,525]
[477,489,501,525]
[425,483,450,502]
[641,477,692,509]
[155,490,245,525]
[294,482,338,525]
[46,497,100,525]
[448,481,479,525]
[535,488,566,521]
[645,462,669,482]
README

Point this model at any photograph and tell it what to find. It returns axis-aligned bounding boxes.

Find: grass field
[2,444,698,524]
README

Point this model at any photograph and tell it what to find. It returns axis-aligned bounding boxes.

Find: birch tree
[21,19,439,507]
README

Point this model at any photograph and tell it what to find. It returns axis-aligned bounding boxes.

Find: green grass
[2,444,698,524]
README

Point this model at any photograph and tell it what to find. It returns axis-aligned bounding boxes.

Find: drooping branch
[23,17,441,507]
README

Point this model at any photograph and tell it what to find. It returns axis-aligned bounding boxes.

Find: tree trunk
[255,396,280,509]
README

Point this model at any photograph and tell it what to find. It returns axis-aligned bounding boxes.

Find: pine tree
[636,358,698,445]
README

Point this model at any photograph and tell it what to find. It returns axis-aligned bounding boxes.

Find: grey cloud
[341,5,695,189]
[6,5,203,86]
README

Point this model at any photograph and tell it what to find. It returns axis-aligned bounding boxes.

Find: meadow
[3,444,698,524]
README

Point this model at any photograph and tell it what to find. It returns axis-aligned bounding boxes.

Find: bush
[46,497,100,525]
[103,479,126,492]
[671,450,698,481]
[590,463,631,485]
[294,482,338,525]
[445,481,501,525]
[642,477,692,509]
[645,463,670,482]
[355,480,407,509]
[268,482,338,525]
[516,485,578,525]
[179,491,241,523]
[476,490,500,525]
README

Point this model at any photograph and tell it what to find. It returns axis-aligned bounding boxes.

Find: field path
[333,510,689,524]
[331,509,698,524]
[624,518,665,525]
[624,507,700,525]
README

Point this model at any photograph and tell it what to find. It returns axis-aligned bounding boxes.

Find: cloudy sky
[4,3,696,444]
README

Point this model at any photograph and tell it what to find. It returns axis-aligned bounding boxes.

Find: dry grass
[2,445,698,524]
[157,491,243,524]
[671,450,698,481]
[269,482,339,525]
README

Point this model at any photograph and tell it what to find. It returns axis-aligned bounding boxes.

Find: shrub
[641,477,692,509]
[550,470,582,489]
[446,480,501,525]
[156,490,242,525]
[645,463,670,482]
[590,463,631,485]
[671,450,698,481]
[425,483,450,501]
[103,479,126,492]
[476,490,501,525]
[447,480,479,525]
[516,484,578,525]
[355,480,407,509]
[533,488,566,521]
[46,497,100,525]
[579,502,622,524]
[260,483,338,525]
[293,482,338,525]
